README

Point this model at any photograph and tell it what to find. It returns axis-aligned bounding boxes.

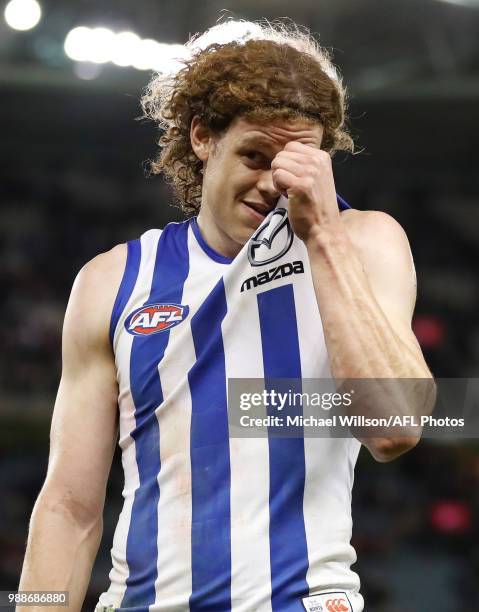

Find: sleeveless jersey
[96,196,363,612]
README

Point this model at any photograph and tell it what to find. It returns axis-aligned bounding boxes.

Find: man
[18,20,434,612]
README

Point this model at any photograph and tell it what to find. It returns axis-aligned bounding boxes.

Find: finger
[272,150,312,168]
[271,155,305,177]
[284,141,322,154]
[272,168,297,196]
[285,144,333,173]
[283,142,328,166]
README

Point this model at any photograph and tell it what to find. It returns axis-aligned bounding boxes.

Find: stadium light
[131,39,162,71]
[64,26,187,73]
[110,31,141,68]
[150,43,187,73]
[437,0,479,6]
[4,0,41,31]
[88,27,116,64]
[64,27,92,62]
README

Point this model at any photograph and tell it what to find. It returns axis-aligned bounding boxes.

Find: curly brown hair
[141,20,354,216]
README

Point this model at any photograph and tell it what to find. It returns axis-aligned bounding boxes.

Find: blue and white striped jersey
[95,196,363,612]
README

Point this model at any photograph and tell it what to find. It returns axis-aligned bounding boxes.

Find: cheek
[231,165,258,193]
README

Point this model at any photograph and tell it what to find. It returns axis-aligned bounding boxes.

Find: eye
[244,150,261,161]
[241,150,269,168]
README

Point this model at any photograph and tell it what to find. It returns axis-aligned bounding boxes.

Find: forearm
[305,224,435,457]
[18,493,102,612]
[306,225,429,380]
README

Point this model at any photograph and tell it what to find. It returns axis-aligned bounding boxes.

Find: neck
[196,207,242,259]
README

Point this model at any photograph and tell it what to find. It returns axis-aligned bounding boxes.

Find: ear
[190,116,212,162]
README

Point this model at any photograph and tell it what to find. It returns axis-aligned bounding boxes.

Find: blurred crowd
[0,159,179,396]
[1,436,478,610]
[1,153,478,397]
[1,154,478,611]
[1,0,478,607]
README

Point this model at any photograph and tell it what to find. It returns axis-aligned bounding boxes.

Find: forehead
[225,117,323,150]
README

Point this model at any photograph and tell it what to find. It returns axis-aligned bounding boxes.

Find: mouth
[242,201,273,222]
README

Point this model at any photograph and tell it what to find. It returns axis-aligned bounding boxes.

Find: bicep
[349,211,420,352]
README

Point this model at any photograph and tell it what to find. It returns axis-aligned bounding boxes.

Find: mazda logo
[247,207,294,267]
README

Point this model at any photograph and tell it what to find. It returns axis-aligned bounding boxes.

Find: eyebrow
[237,135,276,150]
[238,133,322,151]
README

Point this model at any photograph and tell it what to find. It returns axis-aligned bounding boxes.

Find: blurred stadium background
[1,0,478,610]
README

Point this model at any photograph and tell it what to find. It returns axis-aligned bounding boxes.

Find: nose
[256,169,281,202]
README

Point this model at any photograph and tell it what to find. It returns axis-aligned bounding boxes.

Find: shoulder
[340,208,410,247]
[339,209,417,319]
[65,243,128,349]
[73,243,128,308]
[340,208,414,269]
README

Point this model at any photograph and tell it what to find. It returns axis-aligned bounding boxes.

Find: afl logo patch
[248,207,293,267]
[125,303,189,336]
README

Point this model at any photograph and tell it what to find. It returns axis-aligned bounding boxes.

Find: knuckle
[302,176,315,191]
[317,149,332,164]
